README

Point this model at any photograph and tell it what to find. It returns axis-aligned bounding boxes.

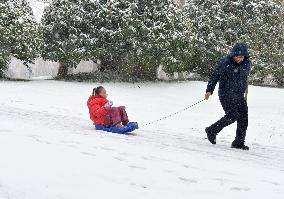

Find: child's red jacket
[87,95,109,125]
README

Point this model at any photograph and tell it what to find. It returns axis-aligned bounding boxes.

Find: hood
[229,42,249,58]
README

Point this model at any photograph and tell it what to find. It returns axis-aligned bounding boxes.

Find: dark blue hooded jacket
[206,43,251,98]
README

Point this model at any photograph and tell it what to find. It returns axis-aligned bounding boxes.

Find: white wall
[72,60,98,74]
[6,58,190,81]
[5,57,98,80]
[157,65,201,81]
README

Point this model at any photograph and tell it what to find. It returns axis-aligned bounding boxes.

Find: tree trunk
[100,59,117,71]
[57,62,68,78]
[132,65,157,81]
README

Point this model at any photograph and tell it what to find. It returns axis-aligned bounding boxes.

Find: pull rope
[140,99,205,127]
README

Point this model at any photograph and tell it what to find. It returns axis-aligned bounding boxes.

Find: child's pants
[105,106,129,127]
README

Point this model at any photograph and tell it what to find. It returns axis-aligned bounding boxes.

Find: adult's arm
[245,61,252,101]
[206,60,225,94]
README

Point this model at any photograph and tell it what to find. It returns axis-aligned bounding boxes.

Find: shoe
[205,127,216,145]
[122,121,129,126]
[115,123,124,128]
[231,142,249,150]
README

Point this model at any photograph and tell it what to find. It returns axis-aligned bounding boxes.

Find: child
[87,86,129,128]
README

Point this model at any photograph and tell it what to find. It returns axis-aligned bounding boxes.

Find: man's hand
[205,92,211,100]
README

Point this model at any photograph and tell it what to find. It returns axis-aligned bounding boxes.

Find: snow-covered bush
[0,0,39,77]
[183,0,284,81]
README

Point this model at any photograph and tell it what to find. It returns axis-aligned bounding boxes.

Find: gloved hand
[104,101,113,109]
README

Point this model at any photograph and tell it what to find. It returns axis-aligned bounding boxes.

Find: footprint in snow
[130,183,148,189]
[212,178,230,184]
[60,140,80,145]
[66,145,79,149]
[217,170,238,176]
[184,164,200,170]
[26,134,41,138]
[81,152,96,157]
[179,177,198,183]
[27,135,52,144]
[0,129,12,133]
[119,152,135,157]
[35,138,52,145]
[114,156,126,161]
[163,169,174,173]
[129,165,147,170]
[141,156,150,161]
[262,180,281,186]
[100,147,115,151]
[231,187,251,191]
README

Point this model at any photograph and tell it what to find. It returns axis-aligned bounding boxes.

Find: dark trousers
[208,96,248,145]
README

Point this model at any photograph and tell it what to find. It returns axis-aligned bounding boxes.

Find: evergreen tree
[82,0,130,71]
[183,0,284,83]
[125,0,189,78]
[87,0,188,80]
[0,0,39,77]
[41,0,188,80]
[41,0,93,78]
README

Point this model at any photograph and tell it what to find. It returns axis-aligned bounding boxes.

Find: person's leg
[118,106,129,126]
[207,97,238,135]
[232,98,248,146]
[109,107,122,126]
[104,112,112,127]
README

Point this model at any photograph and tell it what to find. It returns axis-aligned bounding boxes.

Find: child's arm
[91,102,109,118]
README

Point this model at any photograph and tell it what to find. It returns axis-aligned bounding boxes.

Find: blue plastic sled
[95,122,139,134]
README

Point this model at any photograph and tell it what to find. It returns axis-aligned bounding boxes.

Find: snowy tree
[183,0,284,83]
[41,0,188,80]
[0,0,39,77]
[41,0,94,78]
[86,0,188,80]
[80,0,130,72]
[126,0,189,78]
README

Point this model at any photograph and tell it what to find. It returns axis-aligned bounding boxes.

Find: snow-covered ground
[0,80,283,199]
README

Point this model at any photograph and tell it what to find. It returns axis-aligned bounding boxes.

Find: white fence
[6,57,98,80]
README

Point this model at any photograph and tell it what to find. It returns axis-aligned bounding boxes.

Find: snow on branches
[0,0,39,72]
